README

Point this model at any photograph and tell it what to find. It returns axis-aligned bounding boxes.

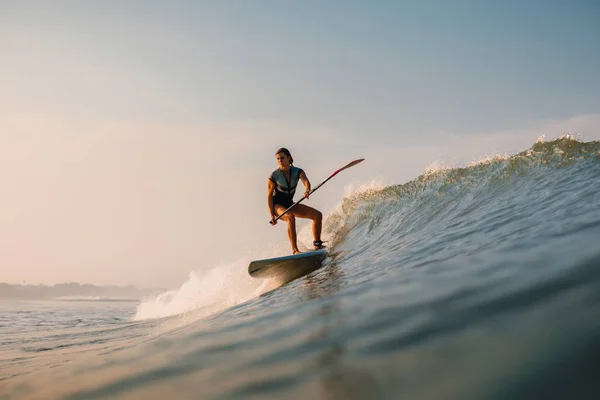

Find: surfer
[268,148,324,254]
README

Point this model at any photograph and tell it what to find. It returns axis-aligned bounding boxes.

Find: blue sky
[1,1,599,287]
[4,1,599,133]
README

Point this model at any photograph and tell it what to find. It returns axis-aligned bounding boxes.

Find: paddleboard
[248,249,328,283]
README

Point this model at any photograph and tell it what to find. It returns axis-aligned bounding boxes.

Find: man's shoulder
[269,168,282,180]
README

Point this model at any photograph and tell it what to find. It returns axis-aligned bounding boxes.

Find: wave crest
[325,137,599,247]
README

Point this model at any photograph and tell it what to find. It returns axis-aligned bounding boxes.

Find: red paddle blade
[330,158,365,177]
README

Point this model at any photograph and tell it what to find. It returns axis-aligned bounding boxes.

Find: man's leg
[275,205,301,254]
[291,204,323,249]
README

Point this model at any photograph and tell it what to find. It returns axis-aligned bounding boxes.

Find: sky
[1,1,599,288]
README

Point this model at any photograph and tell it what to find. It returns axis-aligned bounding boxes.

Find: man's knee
[315,210,322,222]
[286,214,296,223]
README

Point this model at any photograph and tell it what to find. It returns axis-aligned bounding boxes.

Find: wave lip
[327,136,600,246]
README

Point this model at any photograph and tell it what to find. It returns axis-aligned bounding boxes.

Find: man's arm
[267,179,277,224]
[299,170,311,199]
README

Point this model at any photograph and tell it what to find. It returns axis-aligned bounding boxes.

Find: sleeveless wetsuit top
[269,166,304,207]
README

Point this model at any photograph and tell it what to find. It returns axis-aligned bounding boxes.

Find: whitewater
[2,135,599,399]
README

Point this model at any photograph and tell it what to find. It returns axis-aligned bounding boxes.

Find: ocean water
[2,136,600,399]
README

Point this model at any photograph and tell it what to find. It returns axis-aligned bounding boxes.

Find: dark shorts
[273,194,294,208]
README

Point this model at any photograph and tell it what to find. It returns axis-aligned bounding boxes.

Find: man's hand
[270,214,278,225]
[304,190,310,199]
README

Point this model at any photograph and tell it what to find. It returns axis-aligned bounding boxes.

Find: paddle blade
[331,158,365,177]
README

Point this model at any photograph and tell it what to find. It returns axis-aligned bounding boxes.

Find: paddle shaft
[270,159,364,224]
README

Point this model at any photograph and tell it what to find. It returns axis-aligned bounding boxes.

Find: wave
[325,135,599,247]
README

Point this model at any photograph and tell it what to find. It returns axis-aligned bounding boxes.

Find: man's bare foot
[293,249,301,254]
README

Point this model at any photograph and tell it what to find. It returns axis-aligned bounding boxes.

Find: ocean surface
[2,136,600,399]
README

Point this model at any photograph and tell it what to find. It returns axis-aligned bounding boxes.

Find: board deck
[248,249,328,283]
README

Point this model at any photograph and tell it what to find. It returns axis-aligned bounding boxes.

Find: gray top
[269,166,304,202]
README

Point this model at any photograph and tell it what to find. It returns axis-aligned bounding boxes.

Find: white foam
[558,132,582,141]
[423,160,453,175]
[133,256,274,321]
[342,180,389,198]
[538,132,583,143]
[467,154,510,168]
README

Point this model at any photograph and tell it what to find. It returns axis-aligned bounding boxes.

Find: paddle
[270,158,365,224]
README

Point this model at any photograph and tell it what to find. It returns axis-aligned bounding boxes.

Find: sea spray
[134,257,271,321]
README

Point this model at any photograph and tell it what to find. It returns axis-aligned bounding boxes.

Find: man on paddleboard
[267,148,324,254]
